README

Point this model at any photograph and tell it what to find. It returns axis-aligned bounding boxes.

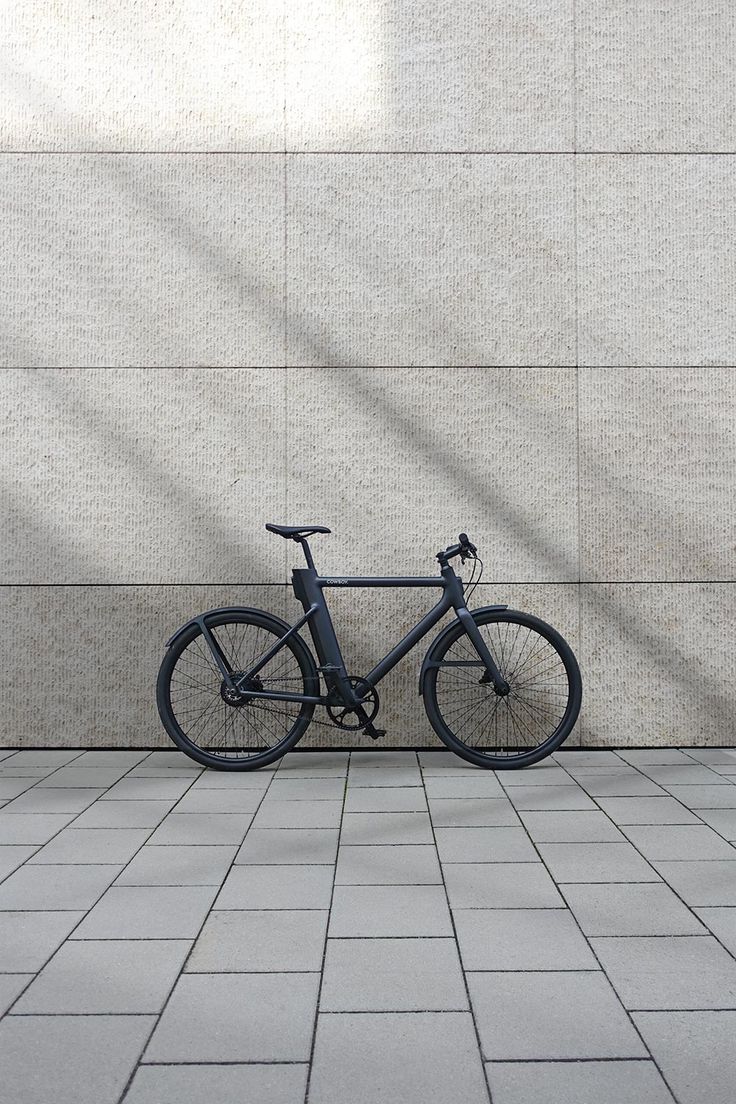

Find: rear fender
[164,606,291,649]
[418,605,508,694]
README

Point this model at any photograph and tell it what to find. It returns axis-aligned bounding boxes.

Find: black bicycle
[157,526,582,770]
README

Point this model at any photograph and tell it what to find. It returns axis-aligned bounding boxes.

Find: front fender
[164,606,292,649]
[418,605,508,694]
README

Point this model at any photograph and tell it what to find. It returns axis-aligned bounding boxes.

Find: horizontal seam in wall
[1,581,734,589]
[2,150,736,156]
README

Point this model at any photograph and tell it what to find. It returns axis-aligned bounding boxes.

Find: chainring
[326,676,380,730]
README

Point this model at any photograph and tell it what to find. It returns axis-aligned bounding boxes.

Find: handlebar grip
[459,533,469,545]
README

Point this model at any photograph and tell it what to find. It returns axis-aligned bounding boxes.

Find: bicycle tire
[157,609,318,770]
[422,607,582,769]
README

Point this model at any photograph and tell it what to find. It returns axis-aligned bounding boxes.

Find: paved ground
[2,747,736,1103]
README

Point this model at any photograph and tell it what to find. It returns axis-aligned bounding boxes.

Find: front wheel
[422,608,582,769]
[157,610,319,770]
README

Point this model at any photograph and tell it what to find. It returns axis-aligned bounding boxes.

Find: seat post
[297,537,315,570]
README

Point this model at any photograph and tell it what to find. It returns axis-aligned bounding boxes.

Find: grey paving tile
[340,811,433,844]
[539,842,658,882]
[0,1014,155,1104]
[444,862,563,909]
[344,786,427,812]
[335,844,441,885]
[72,798,176,829]
[424,775,505,798]
[13,938,190,1012]
[633,1010,736,1104]
[251,799,342,829]
[27,827,151,865]
[591,935,736,1010]
[596,796,699,824]
[486,1059,675,1104]
[145,973,319,1061]
[468,971,647,1059]
[0,750,18,761]
[620,824,736,861]
[0,812,76,844]
[0,910,84,971]
[124,1063,309,1104]
[578,775,666,797]
[0,845,37,881]
[694,908,736,957]
[36,767,131,788]
[0,864,121,910]
[216,864,334,909]
[419,752,485,774]
[618,749,693,765]
[3,786,105,814]
[0,777,36,800]
[501,765,571,786]
[639,764,729,785]
[127,764,205,778]
[329,885,453,937]
[428,797,520,827]
[7,750,82,767]
[652,860,736,905]
[267,777,346,800]
[137,751,202,771]
[187,909,328,972]
[664,785,736,808]
[173,788,264,814]
[146,813,252,845]
[0,973,33,1015]
[553,750,624,765]
[234,828,339,865]
[349,766,423,788]
[0,764,58,778]
[561,882,706,937]
[72,751,150,768]
[71,885,218,939]
[116,844,236,886]
[101,776,195,800]
[435,827,538,863]
[686,749,736,765]
[276,752,349,775]
[518,810,624,842]
[505,785,597,810]
[350,752,418,768]
[455,907,598,970]
[191,769,272,788]
[309,1011,489,1104]
[709,763,736,776]
[321,936,467,1011]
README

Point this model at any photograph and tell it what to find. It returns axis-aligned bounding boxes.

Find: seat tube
[291,568,356,702]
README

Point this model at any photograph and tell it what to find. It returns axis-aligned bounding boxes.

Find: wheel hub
[220,673,262,707]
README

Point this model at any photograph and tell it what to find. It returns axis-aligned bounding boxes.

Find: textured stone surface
[0,370,287,582]
[579,584,736,747]
[578,156,736,365]
[580,368,736,581]
[0,2,284,150]
[577,1,736,152]
[286,155,574,365]
[0,156,284,366]
[287,1,573,151]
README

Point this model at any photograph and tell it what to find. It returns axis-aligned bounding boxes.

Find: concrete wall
[1,4,734,748]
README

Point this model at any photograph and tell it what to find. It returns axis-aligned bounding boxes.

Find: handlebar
[437,533,478,566]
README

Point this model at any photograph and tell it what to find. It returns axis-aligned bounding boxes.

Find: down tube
[365,595,452,686]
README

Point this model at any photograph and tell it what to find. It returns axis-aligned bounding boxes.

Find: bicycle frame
[228,559,507,710]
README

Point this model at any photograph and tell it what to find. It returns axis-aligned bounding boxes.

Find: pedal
[363,723,386,741]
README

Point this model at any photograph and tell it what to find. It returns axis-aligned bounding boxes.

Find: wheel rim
[167,619,309,762]
[434,619,572,760]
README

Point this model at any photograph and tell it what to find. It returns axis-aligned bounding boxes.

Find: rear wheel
[422,608,581,768]
[156,610,318,770]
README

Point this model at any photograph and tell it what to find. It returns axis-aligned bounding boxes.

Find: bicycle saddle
[265,524,331,540]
